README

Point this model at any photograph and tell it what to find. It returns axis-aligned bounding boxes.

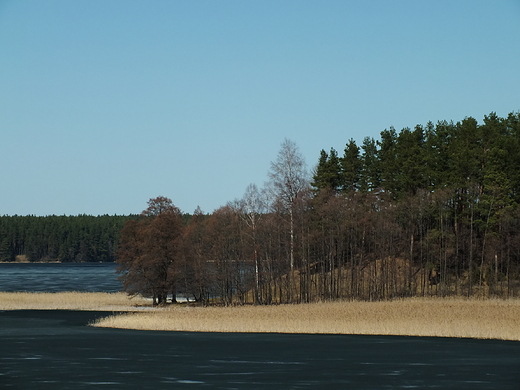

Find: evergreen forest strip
[0,215,138,262]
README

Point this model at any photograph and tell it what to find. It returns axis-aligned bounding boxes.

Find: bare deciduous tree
[238,183,266,303]
[268,139,309,301]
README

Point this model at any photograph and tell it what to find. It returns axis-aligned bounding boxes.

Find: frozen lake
[1,263,520,388]
[0,262,121,292]
[2,310,520,389]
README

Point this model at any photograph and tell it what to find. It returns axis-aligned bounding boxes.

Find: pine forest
[0,215,137,263]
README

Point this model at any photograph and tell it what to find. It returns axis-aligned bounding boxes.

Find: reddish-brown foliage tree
[117,197,184,305]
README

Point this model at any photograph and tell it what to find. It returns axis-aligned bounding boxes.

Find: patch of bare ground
[92,298,520,341]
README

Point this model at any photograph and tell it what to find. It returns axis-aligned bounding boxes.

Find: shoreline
[1,293,520,341]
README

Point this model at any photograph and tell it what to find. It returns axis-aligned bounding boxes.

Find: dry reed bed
[93,298,520,341]
[0,292,149,311]
[2,293,518,341]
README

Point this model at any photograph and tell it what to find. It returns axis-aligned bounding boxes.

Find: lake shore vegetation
[0,292,149,311]
[90,297,520,341]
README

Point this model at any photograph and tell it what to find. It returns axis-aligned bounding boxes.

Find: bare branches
[268,139,309,211]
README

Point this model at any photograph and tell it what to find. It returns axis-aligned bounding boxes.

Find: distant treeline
[0,215,139,262]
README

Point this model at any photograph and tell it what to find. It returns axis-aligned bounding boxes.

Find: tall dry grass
[3,293,519,341]
[0,292,149,311]
[93,298,520,341]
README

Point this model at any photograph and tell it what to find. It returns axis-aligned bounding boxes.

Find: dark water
[0,262,121,292]
[1,264,520,388]
[2,310,520,389]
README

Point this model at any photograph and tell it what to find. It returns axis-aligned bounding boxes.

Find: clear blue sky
[1,0,519,216]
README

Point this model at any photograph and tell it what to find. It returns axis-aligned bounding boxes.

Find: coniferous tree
[378,127,398,195]
[394,125,428,197]
[424,120,453,190]
[359,137,380,193]
[312,149,330,191]
[504,112,520,201]
[340,139,362,193]
[312,148,341,192]
[327,148,342,192]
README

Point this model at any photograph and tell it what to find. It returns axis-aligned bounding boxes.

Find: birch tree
[267,139,309,295]
[238,183,266,303]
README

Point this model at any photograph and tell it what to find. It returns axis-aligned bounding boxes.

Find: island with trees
[116,112,520,305]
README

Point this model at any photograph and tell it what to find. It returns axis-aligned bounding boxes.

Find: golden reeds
[0,292,149,311]
[92,298,520,341]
